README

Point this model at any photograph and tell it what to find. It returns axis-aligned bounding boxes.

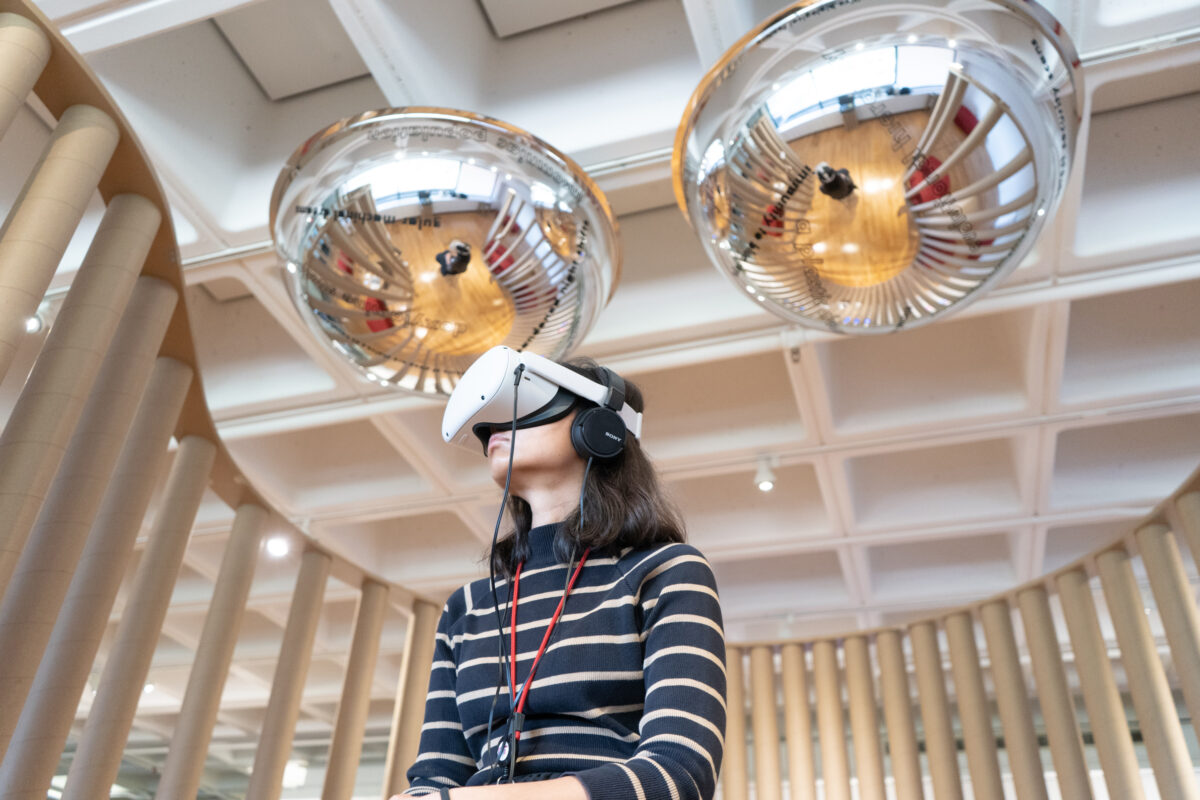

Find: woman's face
[486,412,582,489]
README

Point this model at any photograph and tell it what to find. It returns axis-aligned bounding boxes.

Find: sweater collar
[525,521,566,569]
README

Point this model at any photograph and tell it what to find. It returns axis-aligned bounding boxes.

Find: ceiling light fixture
[282,760,308,789]
[265,536,290,558]
[755,458,776,493]
[24,315,43,334]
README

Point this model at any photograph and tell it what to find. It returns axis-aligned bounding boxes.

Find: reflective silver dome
[271,108,619,394]
[674,0,1080,334]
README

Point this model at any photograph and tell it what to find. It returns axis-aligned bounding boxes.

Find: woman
[395,359,726,800]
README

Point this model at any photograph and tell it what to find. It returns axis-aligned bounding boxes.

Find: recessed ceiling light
[143,683,155,694]
[266,536,290,558]
[24,315,42,334]
[755,458,776,493]
[907,34,918,44]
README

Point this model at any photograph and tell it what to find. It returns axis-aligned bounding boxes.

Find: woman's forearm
[451,776,587,799]
[391,776,588,800]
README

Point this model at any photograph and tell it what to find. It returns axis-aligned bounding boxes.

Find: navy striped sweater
[402,523,727,799]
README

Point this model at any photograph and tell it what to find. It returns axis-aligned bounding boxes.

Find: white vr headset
[442,346,643,456]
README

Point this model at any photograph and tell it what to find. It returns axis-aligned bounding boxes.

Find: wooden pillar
[323,579,389,800]
[0,358,192,800]
[1095,546,1198,800]
[0,13,49,139]
[0,275,174,753]
[0,192,158,590]
[779,643,816,800]
[812,640,850,800]
[383,599,442,797]
[876,630,923,800]
[1177,493,1200,565]
[1016,586,1091,799]
[1055,567,1145,800]
[844,636,885,800]
[979,600,1048,800]
[62,435,216,799]
[156,503,269,800]
[1136,522,1200,741]
[0,104,119,383]
[749,646,782,800]
[245,548,332,800]
[945,611,1004,800]
[910,621,963,800]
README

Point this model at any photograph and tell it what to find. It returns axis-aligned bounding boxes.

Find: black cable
[482,363,525,777]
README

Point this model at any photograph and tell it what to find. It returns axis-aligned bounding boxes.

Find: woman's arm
[398,598,479,796]
[391,776,588,800]
[571,546,727,800]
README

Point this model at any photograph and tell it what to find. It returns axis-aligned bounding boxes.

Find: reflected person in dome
[393,347,726,800]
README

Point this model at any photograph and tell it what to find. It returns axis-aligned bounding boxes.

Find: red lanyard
[508,548,590,737]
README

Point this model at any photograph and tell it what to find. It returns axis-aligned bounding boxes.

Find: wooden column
[1055,567,1144,800]
[910,621,963,800]
[844,636,885,800]
[1095,546,1198,800]
[0,104,118,383]
[323,579,389,800]
[0,274,173,752]
[1177,492,1200,565]
[0,192,157,590]
[749,646,782,800]
[1016,586,1091,799]
[156,503,269,800]
[812,640,850,800]
[945,612,1004,800]
[1136,522,1200,740]
[0,13,49,139]
[876,630,923,800]
[779,643,816,800]
[979,600,1048,800]
[246,548,332,800]
[0,358,191,800]
[62,435,216,799]
[383,599,442,797]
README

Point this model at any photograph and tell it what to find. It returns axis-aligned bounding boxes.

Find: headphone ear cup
[571,407,626,459]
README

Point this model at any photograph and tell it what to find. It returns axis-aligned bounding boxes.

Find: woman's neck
[516,467,585,528]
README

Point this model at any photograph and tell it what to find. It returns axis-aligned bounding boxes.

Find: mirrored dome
[674,0,1080,334]
[271,108,619,394]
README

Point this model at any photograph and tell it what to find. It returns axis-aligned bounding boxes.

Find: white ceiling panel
[1050,410,1200,510]
[1072,92,1200,265]
[669,462,831,556]
[867,531,1019,602]
[185,283,342,414]
[1059,277,1200,408]
[844,435,1029,530]
[215,0,370,100]
[225,419,429,513]
[479,0,640,37]
[812,307,1039,437]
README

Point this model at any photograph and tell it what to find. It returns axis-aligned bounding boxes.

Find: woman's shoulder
[436,576,498,626]
[615,540,716,586]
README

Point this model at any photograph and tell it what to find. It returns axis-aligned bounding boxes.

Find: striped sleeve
[572,548,727,800]
[402,597,476,796]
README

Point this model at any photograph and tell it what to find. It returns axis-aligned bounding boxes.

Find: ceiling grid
[2,0,1198,793]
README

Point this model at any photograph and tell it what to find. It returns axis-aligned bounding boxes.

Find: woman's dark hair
[491,358,685,577]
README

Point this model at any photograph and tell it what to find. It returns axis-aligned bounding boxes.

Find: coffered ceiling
[1,0,1199,796]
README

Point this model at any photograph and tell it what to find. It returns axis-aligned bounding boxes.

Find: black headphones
[569,367,628,460]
